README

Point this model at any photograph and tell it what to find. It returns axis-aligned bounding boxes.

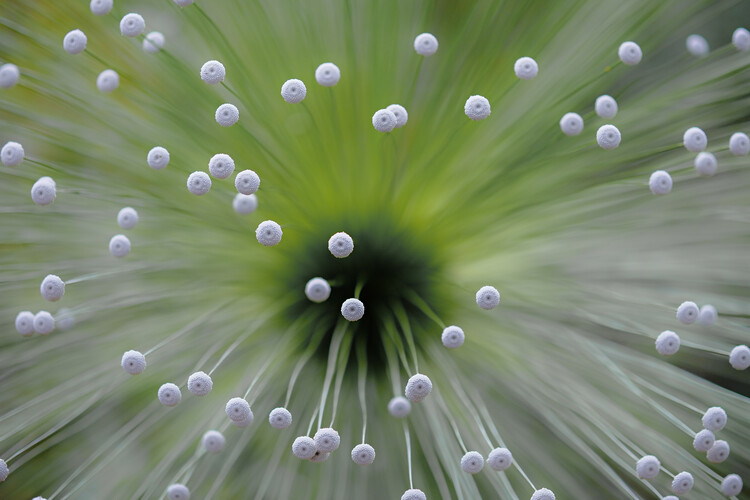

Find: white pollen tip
[683,127,707,152]
[225,397,253,424]
[187,371,213,396]
[313,427,341,452]
[475,285,500,310]
[405,373,432,402]
[514,57,538,79]
[618,41,642,65]
[560,112,583,136]
[464,95,491,121]
[158,383,181,407]
[596,124,621,149]
[187,171,212,196]
[341,298,364,321]
[315,62,340,87]
[635,455,660,479]
[121,350,146,375]
[414,33,438,56]
[655,330,680,356]
[202,430,226,453]
[120,13,145,37]
[40,274,65,302]
[268,407,293,429]
[166,483,190,500]
[109,234,131,258]
[372,109,397,132]
[281,79,307,103]
[328,231,354,258]
[256,220,283,246]
[487,447,513,471]
[676,301,699,324]
[388,396,412,417]
[215,103,239,127]
[351,443,376,465]
[441,325,465,348]
[305,277,331,303]
[461,451,485,474]
[200,60,225,84]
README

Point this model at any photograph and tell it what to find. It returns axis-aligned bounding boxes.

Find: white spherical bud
[686,34,709,56]
[531,488,555,500]
[729,345,750,370]
[15,311,35,337]
[63,29,87,55]
[281,79,306,103]
[109,234,131,258]
[97,69,119,93]
[202,430,225,453]
[256,220,283,246]
[694,152,717,177]
[292,436,317,459]
[388,396,411,418]
[233,193,258,215]
[372,109,397,132]
[187,371,213,396]
[90,0,113,16]
[676,301,699,324]
[208,153,235,179]
[635,455,660,479]
[33,311,55,335]
[120,13,145,37]
[487,447,513,471]
[401,488,427,500]
[315,63,340,87]
[596,124,621,149]
[200,60,225,84]
[648,170,672,195]
[313,427,340,452]
[174,0,194,7]
[475,285,500,310]
[305,277,331,303]
[707,440,730,463]
[147,146,169,170]
[594,95,618,119]
[672,471,694,494]
[341,298,364,321]
[414,33,438,56]
[464,95,491,121]
[268,407,292,429]
[387,104,408,128]
[618,41,642,65]
[0,63,20,89]
[683,127,707,152]
[698,304,717,325]
[187,171,211,196]
[655,330,680,356]
[441,325,465,349]
[0,459,8,481]
[309,450,330,463]
[215,103,239,127]
[729,132,750,156]
[461,451,484,474]
[31,177,56,205]
[351,443,376,465]
[235,169,260,195]
[143,32,165,53]
[721,474,743,496]
[166,483,190,500]
[118,207,138,229]
[1,141,24,166]
[40,274,65,302]
[702,406,727,431]
[692,429,715,452]
[328,232,354,258]
[733,27,750,51]
[158,383,181,407]
[514,57,538,80]
[225,397,253,423]
[121,350,146,375]
[405,373,432,402]
[559,112,583,136]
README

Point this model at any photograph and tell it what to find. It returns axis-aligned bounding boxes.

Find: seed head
[202,430,225,453]
[351,443,376,465]
[292,436,317,459]
[120,13,145,37]
[305,277,331,303]
[559,112,583,136]
[63,29,87,55]
[387,104,408,128]
[147,146,170,170]
[475,285,500,310]
[441,325,465,349]
[594,95,618,118]
[413,33,438,56]
[341,298,364,321]
[702,406,727,431]
[208,153,235,179]
[15,311,35,337]
[235,169,260,195]
[313,427,340,452]
[707,439,730,463]
[514,57,538,80]
[215,103,239,127]
[96,69,119,93]
[671,471,694,494]
[143,32,165,54]
[464,95,491,121]
[187,171,211,196]
[109,234,131,258]
[655,330,680,356]
[158,383,181,407]
[694,152,717,177]
[635,455,660,479]
[618,41,642,65]
[387,396,411,418]
[200,61,225,85]
[401,488,427,500]
[648,170,672,195]
[729,132,749,156]
[596,124,621,149]
[686,34,709,57]
[89,0,112,16]
[0,63,20,89]
[233,193,258,215]
[225,397,253,424]
[1,141,24,166]
[31,177,56,205]
[256,220,283,246]
[530,488,556,500]
[729,345,750,370]
[281,79,306,103]
[487,447,513,471]
[721,474,743,496]
[733,27,750,51]
[0,459,8,481]
[676,301,699,324]
[405,373,432,402]
[268,407,293,429]
[460,451,484,474]
[117,207,138,229]
[33,311,55,335]
[121,350,146,375]
[40,274,65,302]
[372,109,397,132]
[697,304,717,325]
[166,483,190,500]
[683,127,707,152]
[692,429,715,452]
[315,62,340,87]
[328,231,354,258]
[187,371,213,396]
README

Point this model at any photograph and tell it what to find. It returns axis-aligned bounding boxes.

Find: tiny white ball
[202,430,225,453]
[96,69,119,93]
[683,127,707,152]
[487,447,513,471]
[143,32,165,54]
[63,29,87,55]
[31,177,56,205]
[233,412,254,428]
[292,436,317,459]
[314,427,340,452]
[341,298,364,321]
[309,450,330,463]
[40,274,65,302]
[618,41,642,65]
[200,60,225,85]
[1,141,24,166]
[225,397,253,423]
[33,311,55,335]
[694,152,717,177]
[387,104,408,128]
[187,171,211,196]
[414,33,438,56]
[256,220,283,246]
[121,350,146,375]
[268,407,292,429]
[475,285,500,310]
[698,304,717,325]
[594,95,618,119]
[514,57,538,80]
[733,27,750,51]
[208,153,235,180]
[89,0,113,16]
[464,95,491,121]
[109,234,131,258]
[372,109,397,132]
[655,330,680,356]
[351,443,376,465]
[721,474,743,496]
[0,63,20,89]
[461,451,484,474]
[120,13,145,37]
[707,440,730,463]
[596,124,621,149]
[686,34,709,56]
[117,207,139,229]
[729,132,750,156]
[729,345,750,370]
[0,459,8,481]
[305,277,331,303]
[648,170,672,195]
[676,301,699,324]
[232,193,258,215]
[235,169,260,195]
[281,79,307,103]
[315,62,340,87]
[635,455,660,479]
[441,325,465,349]
[158,383,181,407]
[15,311,35,336]
[166,483,190,500]
[405,373,432,402]
[401,488,427,500]
[672,471,694,494]
[147,146,170,170]
[530,488,556,500]
[692,429,715,452]
[387,396,412,418]
[328,231,354,258]
[702,406,727,431]
[559,112,583,136]
[215,103,239,127]
[187,371,213,396]
[174,0,194,7]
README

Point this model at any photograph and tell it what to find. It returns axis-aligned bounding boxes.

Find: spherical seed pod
[233,193,258,215]
[0,458,8,481]
[96,69,119,93]
[305,277,331,303]
[120,13,145,37]
[487,447,513,471]
[655,330,680,356]
[476,285,500,310]
[328,232,354,258]
[174,0,194,7]
[672,471,694,494]
[31,177,56,206]
[40,274,65,302]
[618,41,642,65]
[530,488,556,500]
[351,443,376,465]
[1,141,24,166]
[314,427,340,452]
[215,103,239,127]
[401,488,427,500]
[698,304,717,325]
[90,0,113,15]
[309,450,330,463]
[464,95,491,121]
[559,112,584,136]
[649,170,672,195]
[0,63,20,89]
[109,234,131,258]
[147,146,170,170]
[707,440,730,463]
[702,406,727,431]
[514,57,538,80]
[405,373,432,402]
[15,311,35,337]
[729,132,750,156]
[166,483,190,500]
[225,397,252,423]
[202,430,225,453]
[388,396,412,418]
[686,34,709,56]
[635,455,660,479]
[292,436,317,459]
[208,154,235,180]
[200,60,225,84]
[594,95,618,119]
[187,371,213,396]
[158,383,181,407]
[235,169,260,195]
[461,451,485,474]
[694,152,717,177]
[729,345,750,370]
[63,29,87,55]
[281,79,306,103]
[256,220,283,246]
[721,474,743,496]
[315,62,340,87]
[387,104,408,128]
[143,32,165,54]
[692,429,715,452]
[596,124,621,149]
[414,32,438,56]
[441,325,465,349]
[187,172,211,196]
[733,27,750,51]
[121,350,146,375]
[268,407,293,429]
[117,207,139,229]
[33,311,55,335]
[683,127,707,152]
[676,301,699,324]
[341,298,364,321]
[372,109,397,132]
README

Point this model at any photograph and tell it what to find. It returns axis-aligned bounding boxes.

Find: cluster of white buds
[281,79,306,103]
[33,311,54,335]
[1,141,24,166]
[15,311,35,337]
[215,103,239,127]
[31,177,56,205]
[698,304,717,325]
[158,383,182,407]
[405,373,432,402]
[0,458,8,481]
[225,397,253,426]
[63,29,87,55]
[413,33,438,56]
[256,220,283,246]
[96,69,119,93]
[121,350,146,375]
[109,234,131,258]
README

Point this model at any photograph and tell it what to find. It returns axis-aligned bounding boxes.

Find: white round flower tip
[63,29,87,55]
[33,311,55,335]
[351,443,376,465]
[233,412,254,428]
[233,193,258,215]
[328,232,354,258]
[464,95,491,121]
[15,311,35,337]
[0,63,20,89]
[387,104,408,128]
[559,112,583,136]
[733,27,750,51]
[143,32,165,54]
[305,277,331,303]
[147,146,170,170]
[514,57,538,80]
[676,301,699,324]
[215,103,239,127]
[405,373,432,402]
[721,474,743,496]
[694,152,717,177]
[31,177,56,206]
[1,141,24,166]
[187,371,213,396]
[596,124,621,149]
[40,274,65,302]
[648,170,672,195]
[235,169,260,195]
[281,79,306,103]
[309,450,330,463]
[414,32,438,56]
[187,171,211,196]
[268,407,292,429]
[635,455,660,479]
[109,234,131,258]
[117,207,139,229]
[441,325,465,349]
[708,440,731,463]
[225,397,253,423]
[292,436,317,459]
[729,132,750,156]
[698,304,717,325]
[595,95,618,119]
[460,451,484,474]
[729,345,750,370]
[202,430,225,453]
[256,220,282,246]
[313,427,340,452]
[530,488,555,500]
[166,483,190,500]
[387,396,411,418]
[672,471,694,494]
[120,13,145,37]
[618,41,642,65]
[0,458,8,481]
[372,109,397,132]
[487,447,513,471]
[90,0,113,16]
[158,383,181,407]
[174,0,194,7]
[96,69,119,93]
[475,285,500,310]
[315,62,340,87]
[200,60,225,84]
[401,488,427,500]
[702,406,727,431]
[121,350,146,375]
[686,34,709,56]
[208,153,235,180]
[683,127,707,152]
[655,330,680,356]
[341,298,364,321]
[692,429,715,452]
